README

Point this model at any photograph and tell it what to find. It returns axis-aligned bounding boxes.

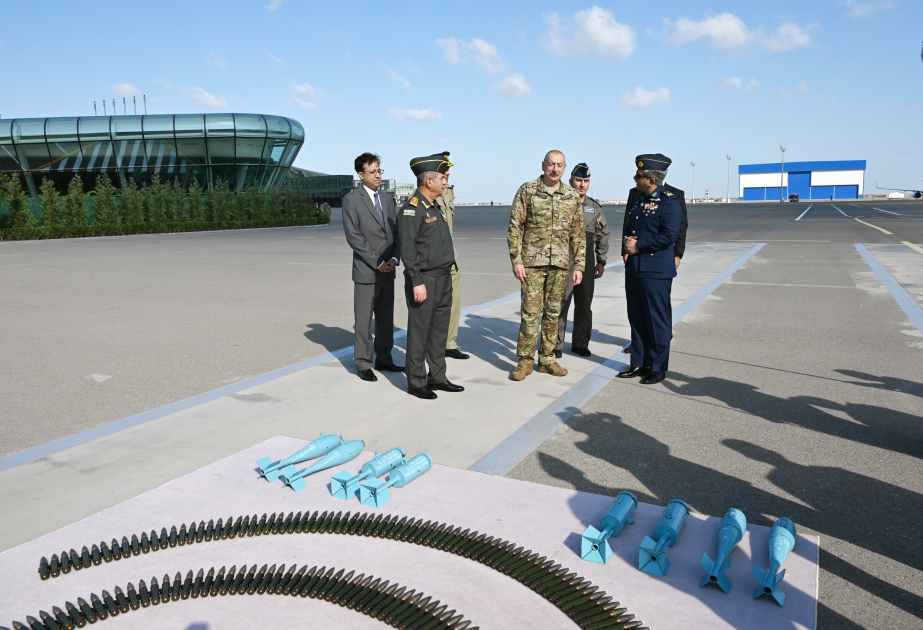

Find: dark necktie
[374,191,384,225]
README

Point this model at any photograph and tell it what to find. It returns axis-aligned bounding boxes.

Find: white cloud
[263,50,284,64]
[619,86,669,109]
[266,0,283,11]
[157,79,229,108]
[289,82,319,110]
[495,73,532,99]
[435,37,506,74]
[762,23,812,52]
[207,50,226,68]
[779,81,811,100]
[724,76,761,91]
[668,13,750,49]
[388,108,442,122]
[667,13,811,51]
[112,83,139,97]
[382,63,411,92]
[543,6,636,58]
[292,98,317,110]
[903,109,919,116]
[839,0,894,17]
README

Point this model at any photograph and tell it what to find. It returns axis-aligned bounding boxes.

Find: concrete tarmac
[2,198,923,629]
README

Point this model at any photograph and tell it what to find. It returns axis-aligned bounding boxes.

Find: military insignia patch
[409,197,418,207]
[404,209,415,216]
[637,160,643,168]
[425,216,437,224]
[663,191,673,197]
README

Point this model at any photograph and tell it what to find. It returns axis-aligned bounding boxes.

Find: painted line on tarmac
[0,285,533,473]
[873,207,901,216]
[832,204,848,217]
[795,205,813,220]
[901,241,923,255]
[855,244,923,335]
[468,243,765,476]
[855,218,893,234]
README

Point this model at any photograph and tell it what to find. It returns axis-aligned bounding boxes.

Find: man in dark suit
[621,160,688,356]
[342,152,404,382]
[616,154,681,385]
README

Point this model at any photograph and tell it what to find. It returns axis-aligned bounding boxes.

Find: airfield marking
[795,205,813,220]
[856,245,923,335]
[873,207,901,216]
[854,218,893,234]
[729,239,827,242]
[901,241,923,255]
[831,204,848,217]
[295,236,316,239]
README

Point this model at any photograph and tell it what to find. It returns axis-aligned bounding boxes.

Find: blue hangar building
[738,160,866,201]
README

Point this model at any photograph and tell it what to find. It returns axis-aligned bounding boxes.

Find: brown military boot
[510,358,534,381]
[537,361,568,377]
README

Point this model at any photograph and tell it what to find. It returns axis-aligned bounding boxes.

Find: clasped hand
[377,259,395,273]
[623,236,639,255]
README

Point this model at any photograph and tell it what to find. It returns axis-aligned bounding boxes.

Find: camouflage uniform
[508,176,586,365]
[434,185,462,350]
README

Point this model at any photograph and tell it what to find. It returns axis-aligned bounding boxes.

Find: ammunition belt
[6,563,473,630]
[33,510,646,629]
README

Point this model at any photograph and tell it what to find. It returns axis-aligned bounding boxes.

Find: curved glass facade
[0,113,304,197]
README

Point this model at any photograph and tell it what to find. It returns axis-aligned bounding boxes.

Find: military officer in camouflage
[434,155,469,360]
[398,154,465,400]
[508,150,587,381]
[555,163,610,358]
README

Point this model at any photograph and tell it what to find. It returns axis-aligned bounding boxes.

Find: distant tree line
[0,172,329,240]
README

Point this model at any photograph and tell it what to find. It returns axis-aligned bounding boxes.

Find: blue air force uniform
[624,184,680,373]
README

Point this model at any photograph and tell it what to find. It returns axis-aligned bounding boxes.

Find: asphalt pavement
[2,198,922,629]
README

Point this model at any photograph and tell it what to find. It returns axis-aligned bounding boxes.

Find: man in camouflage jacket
[507,150,587,380]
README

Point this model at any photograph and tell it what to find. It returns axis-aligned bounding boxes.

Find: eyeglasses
[363,169,384,176]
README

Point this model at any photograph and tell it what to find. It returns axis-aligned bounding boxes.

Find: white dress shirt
[363,184,397,265]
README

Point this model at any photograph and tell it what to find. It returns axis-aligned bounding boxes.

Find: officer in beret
[616,154,681,384]
[398,154,465,400]
[555,162,610,358]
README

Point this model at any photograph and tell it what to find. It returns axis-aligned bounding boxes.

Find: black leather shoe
[553,350,562,359]
[358,369,378,382]
[374,361,405,372]
[639,371,666,384]
[408,386,437,400]
[445,348,470,360]
[616,367,649,379]
[623,343,632,354]
[571,347,591,357]
[427,379,465,393]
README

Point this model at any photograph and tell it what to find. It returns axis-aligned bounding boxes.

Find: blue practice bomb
[700,508,747,593]
[256,433,344,482]
[359,453,433,508]
[330,448,407,499]
[580,491,637,564]
[753,517,797,607]
[639,499,690,576]
[281,440,365,492]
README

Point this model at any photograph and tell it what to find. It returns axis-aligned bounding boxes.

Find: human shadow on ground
[663,372,923,460]
[837,369,923,400]
[460,314,520,373]
[303,323,409,391]
[535,412,923,622]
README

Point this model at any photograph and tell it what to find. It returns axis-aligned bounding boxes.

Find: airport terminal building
[739,160,866,201]
[0,114,305,197]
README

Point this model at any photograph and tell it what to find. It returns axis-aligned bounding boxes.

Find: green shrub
[40,178,60,227]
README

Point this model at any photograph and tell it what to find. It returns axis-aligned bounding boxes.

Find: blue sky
[1,0,919,201]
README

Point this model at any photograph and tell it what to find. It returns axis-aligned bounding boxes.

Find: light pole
[726,155,731,203]
[691,162,695,204]
[779,146,786,202]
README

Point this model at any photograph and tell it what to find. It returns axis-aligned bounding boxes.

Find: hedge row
[0,216,330,241]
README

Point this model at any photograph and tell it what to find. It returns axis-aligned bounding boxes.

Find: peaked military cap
[571,163,590,178]
[410,153,451,176]
[635,154,671,171]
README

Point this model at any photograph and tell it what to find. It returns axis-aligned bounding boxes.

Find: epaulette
[663,191,674,197]
[409,197,418,207]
